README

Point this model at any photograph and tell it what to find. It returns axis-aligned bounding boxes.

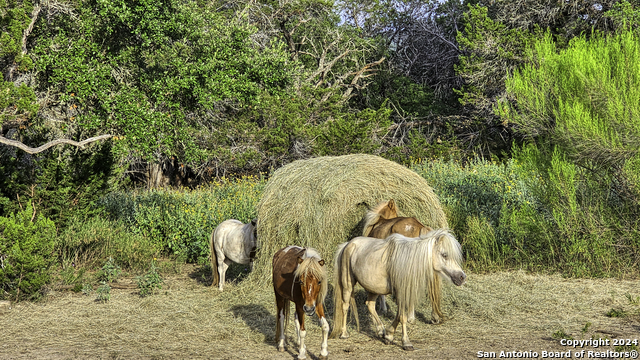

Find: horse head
[295,256,326,316]
[248,218,258,271]
[432,232,466,286]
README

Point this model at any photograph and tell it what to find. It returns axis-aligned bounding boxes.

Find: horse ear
[388,199,396,210]
[297,257,304,264]
[251,218,257,227]
[318,259,325,266]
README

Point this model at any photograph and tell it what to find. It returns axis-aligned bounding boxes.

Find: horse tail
[362,212,380,237]
[210,228,219,287]
[429,272,444,322]
[284,299,290,337]
[329,242,359,339]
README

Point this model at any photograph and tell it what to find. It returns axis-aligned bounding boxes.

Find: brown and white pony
[272,246,329,360]
[210,219,258,291]
[361,199,433,314]
[330,230,466,351]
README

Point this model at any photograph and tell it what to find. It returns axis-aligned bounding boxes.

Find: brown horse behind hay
[362,199,433,315]
[363,199,433,239]
[273,246,329,360]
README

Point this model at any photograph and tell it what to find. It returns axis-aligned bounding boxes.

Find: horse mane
[362,200,398,237]
[293,248,328,304]
[385,229,462,318]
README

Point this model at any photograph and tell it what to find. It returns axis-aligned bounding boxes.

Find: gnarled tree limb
[0,134,113,154]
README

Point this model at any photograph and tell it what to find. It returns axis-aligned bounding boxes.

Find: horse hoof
[277,347,285,352]
[339,334,349,340]
[383,338,393,345]
[403,345,415,351]
[318,355,328,360]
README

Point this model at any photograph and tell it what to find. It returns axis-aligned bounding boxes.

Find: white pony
[210,218,258,291]
[329,229,466,351]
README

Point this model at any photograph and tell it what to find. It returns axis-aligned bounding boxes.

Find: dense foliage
[0,203,57,300]
[2,0,640,299]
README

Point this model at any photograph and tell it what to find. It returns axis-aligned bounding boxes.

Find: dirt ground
[1,265,639,360]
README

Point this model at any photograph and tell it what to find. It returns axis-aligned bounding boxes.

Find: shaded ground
[1,266,639,359]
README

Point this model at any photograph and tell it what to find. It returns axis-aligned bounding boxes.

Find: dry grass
[1,266,638,360]
[255,154,448,284]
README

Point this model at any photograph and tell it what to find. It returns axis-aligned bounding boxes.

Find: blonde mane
[293,248,328,304]
[385,229,462,318]
[362,200,398,237]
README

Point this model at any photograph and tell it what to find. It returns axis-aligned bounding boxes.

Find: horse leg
[385,312,413,350]
[384,312,399,345]
[379,295,388,314]
[275,296,288,352]
[217,256,231,291]
[294,305,307,360]
[365,293,386,339]
[338,285,354,339]
[316,304,329,360]
[399,313,414,351]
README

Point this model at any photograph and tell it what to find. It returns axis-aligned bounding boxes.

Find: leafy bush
[57,216,161,270]
[98,176,265,263]
[136,261,163,297]
[0,204,57,300]
[508,144,640,277]
[96,282,111,303]
[0,140,118,226]
[97,257,122,283]
[413,150,640,277]
[414,157,534,232]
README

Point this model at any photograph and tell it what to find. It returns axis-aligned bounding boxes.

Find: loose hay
[254,154,448,283]
[1,269,638,359]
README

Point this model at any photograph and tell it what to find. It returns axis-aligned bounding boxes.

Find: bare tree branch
[0,134,113,154]
[341,56,386,99]
[5,3,42,82]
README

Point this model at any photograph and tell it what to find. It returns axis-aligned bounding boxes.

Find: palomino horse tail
[429,272,444,322]
[329,243,359,339]
[210,228,219,287]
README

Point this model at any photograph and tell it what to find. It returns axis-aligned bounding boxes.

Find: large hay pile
[253,154,448,283]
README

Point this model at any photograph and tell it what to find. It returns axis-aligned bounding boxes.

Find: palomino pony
[210,218,258,291]
[273,246,329,360]
[362,199,433,314]
[329,230,466,351]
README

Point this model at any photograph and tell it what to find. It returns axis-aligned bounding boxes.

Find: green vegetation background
[2,0,640,300]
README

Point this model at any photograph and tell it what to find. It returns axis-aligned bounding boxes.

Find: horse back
[370,217,430,239]
[272,246,306,301]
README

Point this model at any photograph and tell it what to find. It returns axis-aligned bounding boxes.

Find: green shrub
[57,216,160,270]
[0,204,57,300]
[98,176,265,263]
[136,261,163,297]
[97,257,122,283]
[509,144,639,277]
[96,281,111,303]
[412,146,640,277]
